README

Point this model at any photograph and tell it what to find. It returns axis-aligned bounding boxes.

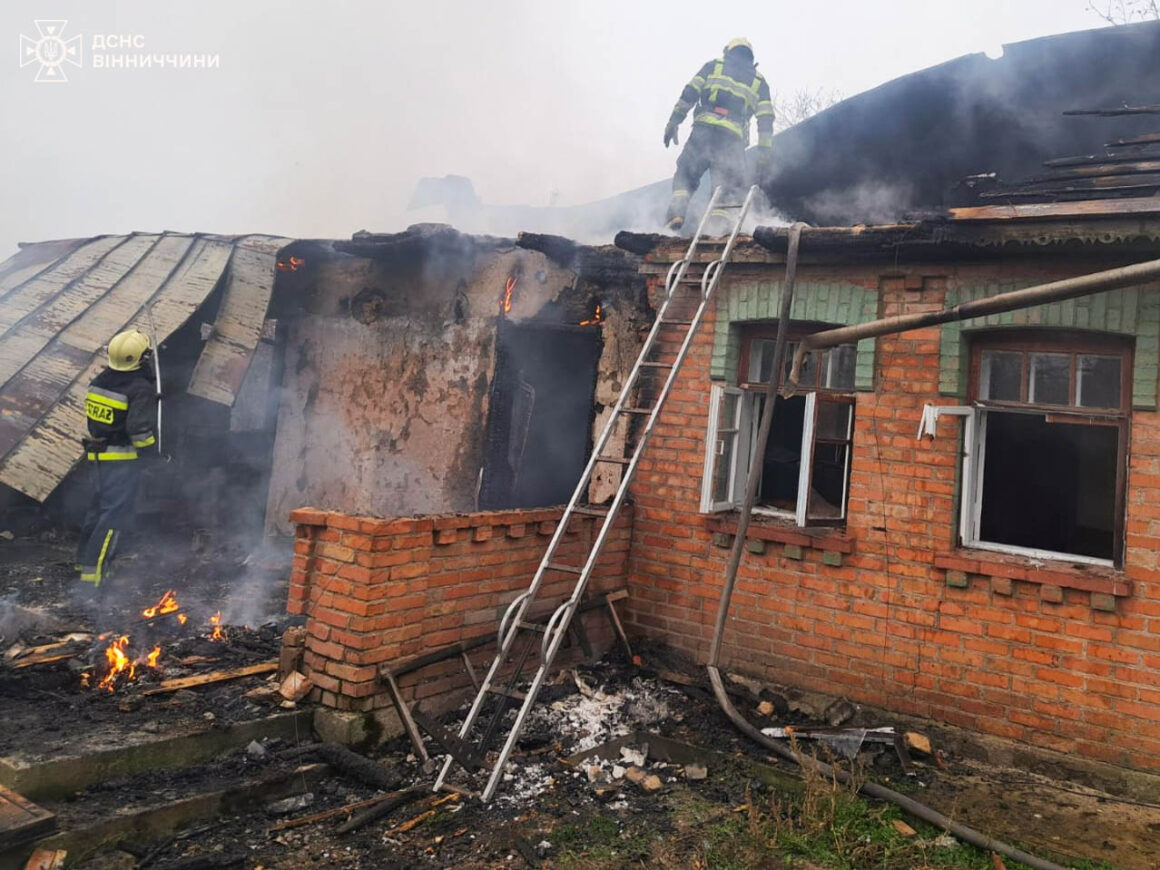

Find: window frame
[931,330,1132,567]
[700,324,857,526]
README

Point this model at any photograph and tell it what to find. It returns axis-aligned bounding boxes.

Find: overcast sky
[0,0,1113,258]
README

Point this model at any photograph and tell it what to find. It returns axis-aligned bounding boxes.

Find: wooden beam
[141,662,277,695]
[0,784,55,850]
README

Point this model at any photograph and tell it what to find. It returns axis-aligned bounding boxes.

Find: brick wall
[627,264,1160,773]
[288,506,633,712]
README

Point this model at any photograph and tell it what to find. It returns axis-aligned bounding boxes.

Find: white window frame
[700,384,746,512]
[702,387,851,526]
[918,402,1114,567]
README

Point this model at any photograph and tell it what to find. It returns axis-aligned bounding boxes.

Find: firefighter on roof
[77,329,157,591]
[663,38,775,233]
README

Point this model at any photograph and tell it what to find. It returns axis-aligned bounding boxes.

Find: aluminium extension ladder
[434,185,759,801]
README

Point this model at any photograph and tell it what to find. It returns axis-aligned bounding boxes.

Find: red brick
[289,507,330,526]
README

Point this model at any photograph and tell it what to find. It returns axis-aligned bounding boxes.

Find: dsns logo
[19,20,82,83]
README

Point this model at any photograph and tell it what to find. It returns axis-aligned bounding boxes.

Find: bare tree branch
[1087,0,1160,24]
[771,88,844,133]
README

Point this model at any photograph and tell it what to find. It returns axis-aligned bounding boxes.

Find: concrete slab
[0,763,329,870]
[0,710,313,801]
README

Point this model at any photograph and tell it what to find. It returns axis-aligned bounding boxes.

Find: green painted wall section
[939,282,1160,409]
[711,278,879,389]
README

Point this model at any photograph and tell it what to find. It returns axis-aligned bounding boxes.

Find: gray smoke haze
[0,1,1106,257]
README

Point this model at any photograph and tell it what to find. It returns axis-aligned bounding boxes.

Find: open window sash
[797,393,855,526]
[700,384,748,512]
[916,403,979,548]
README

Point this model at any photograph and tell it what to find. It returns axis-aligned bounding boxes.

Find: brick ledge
[934,551,1130,597]
[704,515,854,554]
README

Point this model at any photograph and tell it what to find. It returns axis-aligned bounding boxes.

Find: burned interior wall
[265,227,647,535]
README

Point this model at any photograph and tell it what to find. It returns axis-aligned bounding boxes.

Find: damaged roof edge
[187,235,292,406]
[0,233,289,501]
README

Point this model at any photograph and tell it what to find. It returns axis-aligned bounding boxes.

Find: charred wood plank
[1044,150,1160,167]
[141,662,278,695]
[1107,132,1160,148]
[1031,160,1160,181]
[311,744,404,791]
[410,708,485,771]
[1064,105,1160,116]
[335,786,426,835]
[0,784,55,850]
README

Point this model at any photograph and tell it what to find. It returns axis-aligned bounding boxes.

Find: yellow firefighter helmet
[724,37,754,56]
[107,329,151,372]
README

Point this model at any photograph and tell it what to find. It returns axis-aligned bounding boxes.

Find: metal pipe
[783,254,1160,391]
[705,222,1071,870]
[708,222,805,665]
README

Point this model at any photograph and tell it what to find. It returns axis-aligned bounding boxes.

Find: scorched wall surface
[625,251,1160,774]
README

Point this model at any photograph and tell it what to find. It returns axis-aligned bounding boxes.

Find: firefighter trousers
[77,458,141,587]
[665,123,747,233]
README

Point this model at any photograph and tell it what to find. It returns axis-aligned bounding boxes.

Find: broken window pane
[712,392,739,503]
[978,410,1116,560]
[1029,353,1070,405]
[815,401,852,441]
[753,394,806,512]
[788,350,825,387]
[825,345,857,390]
[807,442,848,519]
[749,339,775,383]
[980,350,1022,401]
[1077,355,1121,409]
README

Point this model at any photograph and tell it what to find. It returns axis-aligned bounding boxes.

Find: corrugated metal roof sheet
[0,232,289,501]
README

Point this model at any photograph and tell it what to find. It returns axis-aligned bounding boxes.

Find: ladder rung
[659,319,694,326]
[571,505,610,517]
[593,457,630,465]
[517,621,546,633]
[640,361,672,368]
[621,407,652,415]
[546,562,584,574]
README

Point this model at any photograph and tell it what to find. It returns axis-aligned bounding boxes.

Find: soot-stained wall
[265,229,646,534]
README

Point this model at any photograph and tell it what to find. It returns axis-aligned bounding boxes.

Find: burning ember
[501,275,517,314]
[580,302,604,327]
[277,255,305,272]
[208,611,225,642]
[92,634,163,693]
[142,589,180,619]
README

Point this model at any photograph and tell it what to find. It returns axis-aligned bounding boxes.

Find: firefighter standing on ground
[77,329,158,590]
[663,38,775,232]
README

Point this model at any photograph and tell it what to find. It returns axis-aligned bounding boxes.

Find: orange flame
[277,256,305,272]
[208,611,225,642]
[580,303,604,327]
[96,635,136,692]
[501,276,517,314]
[88,635,165,692]
[142,589,180,619]
[178,614,188,625]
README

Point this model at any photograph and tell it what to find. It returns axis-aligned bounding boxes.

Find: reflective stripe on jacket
[84,366,156,459]
[671,56,775,145]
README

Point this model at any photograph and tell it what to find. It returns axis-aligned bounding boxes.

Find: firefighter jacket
[670,54,775,147]
[84,367,157,461]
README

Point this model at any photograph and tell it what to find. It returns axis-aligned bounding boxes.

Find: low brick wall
[288,506,633,712]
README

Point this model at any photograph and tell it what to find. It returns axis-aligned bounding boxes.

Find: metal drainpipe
[705,223,1073,870]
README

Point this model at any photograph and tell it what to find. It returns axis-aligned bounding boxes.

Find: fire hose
[705,222,1072,870]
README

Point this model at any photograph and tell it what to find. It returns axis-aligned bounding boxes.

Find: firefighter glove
[663,119,680,148]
